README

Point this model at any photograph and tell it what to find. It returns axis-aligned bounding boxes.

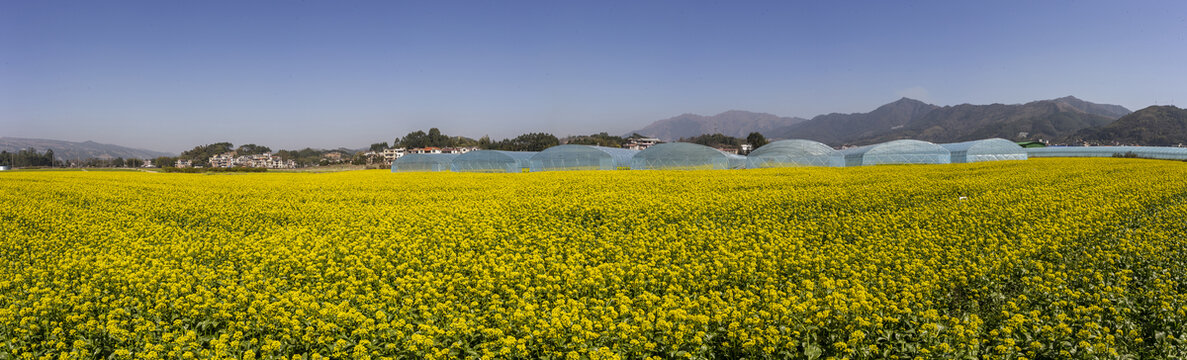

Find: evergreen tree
[235,144,272,155]
[746,132,768,150]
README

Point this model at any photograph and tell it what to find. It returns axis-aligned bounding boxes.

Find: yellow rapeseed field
[2,158,1186,359]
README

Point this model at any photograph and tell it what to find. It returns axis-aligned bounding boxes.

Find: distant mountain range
[628,110,807,140]
[1066,105,1187,146]
[852,97,1124,145]
[0,137,174,161]
[767,97,939,145]
[631,96,1139,146]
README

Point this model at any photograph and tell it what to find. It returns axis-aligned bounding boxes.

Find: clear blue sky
[3,0,1185,153]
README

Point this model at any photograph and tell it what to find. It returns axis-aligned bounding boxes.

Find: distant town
[0,130,706,170]
[173,134,674,170]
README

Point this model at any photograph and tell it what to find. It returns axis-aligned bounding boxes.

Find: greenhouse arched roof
[450,150,537,173]
[528,145,639,171]
[1026,146,1187,160]
[747,139,844,168]
[841,139,950,166]
[630,142,746,170]
[391,153,459,172]
[940,138,1028,163]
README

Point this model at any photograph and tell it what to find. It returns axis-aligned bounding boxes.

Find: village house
[715,147,740,155]
[626,137,662,151]
[207,152,297,169]
[208,153,235,168]
[440,147,478,154]
[323,152,345,161]
[381,148,406,162]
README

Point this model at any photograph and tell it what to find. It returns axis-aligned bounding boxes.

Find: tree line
[678,132,768,153]
[1,148,57,167]
[0,148,160,168]
[168,142,353,167]
[376,129,771,155]
[369,128,563,153]
[0,130,772,170]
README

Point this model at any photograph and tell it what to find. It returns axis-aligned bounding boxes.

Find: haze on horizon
[2,0,1185,153]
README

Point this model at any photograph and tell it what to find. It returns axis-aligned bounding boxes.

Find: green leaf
[804,343,822,360]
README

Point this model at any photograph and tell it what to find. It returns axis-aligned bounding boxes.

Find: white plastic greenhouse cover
[940,138,1028,163]
[450,150,538,173]
[747,139,845,168]
[842,139,951,166]
[528,145,639,171]
[630,143,747,170]
[391,153,460,172]
[1026,146,1187,160]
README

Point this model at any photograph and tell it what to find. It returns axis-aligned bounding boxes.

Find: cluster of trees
[369,129,767,156]
[1,148,57,167]
[0,148,167,168]
[395,128,480,149]
[747,132,769,149]
[480,132,560,152]
[373,128,561,153]
[235,144,272,156]
[177,142,233,167]
[366,128,483,152]
[677,132,768,153]
[152,156,177,168]
[173,142,352,167]
[563,132,628,147]
[681,133,743,148]
[176,142,277,167]
[274,148,352,167]
[78,157,147,168]
[368,142,390,152]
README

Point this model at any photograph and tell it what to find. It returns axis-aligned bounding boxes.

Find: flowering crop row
[2,158,1186,359]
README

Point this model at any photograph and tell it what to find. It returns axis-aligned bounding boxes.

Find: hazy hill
[1051,96,1132,119]
[628,110,807,141]
[855,98,1128,145]
[1066,106,1187,146]
[628,96,1130,147]
[0,137,174,160]
[767,98,939,145]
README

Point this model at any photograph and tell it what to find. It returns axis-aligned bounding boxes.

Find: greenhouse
[940,138,1028,163]
[630,143,747,170]
[528,145,639,171]
[1026,146,1187,160]
[390,153,459,172]
[842,139,950,166]
[450,150,537,173]
[746,139,845,168]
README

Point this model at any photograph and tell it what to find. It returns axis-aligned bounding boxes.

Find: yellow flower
[0,158,1183,359]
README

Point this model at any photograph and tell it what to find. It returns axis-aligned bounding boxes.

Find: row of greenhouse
[395,138,1011,172]
[392,138,1187,173]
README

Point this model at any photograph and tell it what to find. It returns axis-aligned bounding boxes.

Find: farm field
[2,158,1186,359]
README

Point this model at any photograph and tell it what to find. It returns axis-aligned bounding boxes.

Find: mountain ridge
[0,137,175,161]
[767,97,939,145]
[629,96,1133,146]
[627,110,807,140]
[852,98,1124,145]
[1065,105,1187,146]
